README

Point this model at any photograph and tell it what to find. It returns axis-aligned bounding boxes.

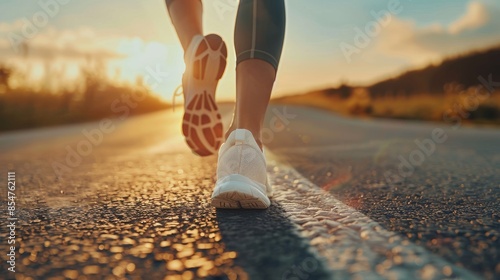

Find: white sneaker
[180,34,227,156]
[211,129,272,209]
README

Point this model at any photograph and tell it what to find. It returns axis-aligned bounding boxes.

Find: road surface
[0,104,498,279]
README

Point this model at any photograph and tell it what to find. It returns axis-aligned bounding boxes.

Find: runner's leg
[227,0,286,148]
[166,0,203,51]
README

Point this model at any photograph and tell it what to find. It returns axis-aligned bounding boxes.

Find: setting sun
[112,40,185,97]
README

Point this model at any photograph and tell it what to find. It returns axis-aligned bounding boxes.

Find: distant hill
[278,46,500,100]
[273,46,500,125]
[368,46,500,98]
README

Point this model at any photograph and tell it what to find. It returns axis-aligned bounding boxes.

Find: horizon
[284,43,500,96]
[1,0,500,102]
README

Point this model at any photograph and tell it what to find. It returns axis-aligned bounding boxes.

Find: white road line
[266,152,480,280]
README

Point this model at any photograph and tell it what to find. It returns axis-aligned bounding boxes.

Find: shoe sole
[183,34,227,157]
[212,175,271,209]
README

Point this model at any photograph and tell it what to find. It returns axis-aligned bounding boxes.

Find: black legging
[166,0,286,70]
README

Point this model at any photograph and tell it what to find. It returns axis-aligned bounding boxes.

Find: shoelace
[172,84,183,112]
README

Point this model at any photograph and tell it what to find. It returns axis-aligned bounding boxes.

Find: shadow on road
[216,203,330,280]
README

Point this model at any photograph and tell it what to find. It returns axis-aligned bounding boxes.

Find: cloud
[448,1,489,34]
[0,20,30,34]
[372,1,500,67]
[0,21,182,96]
[374,18,442,66]
[0,21,121,60]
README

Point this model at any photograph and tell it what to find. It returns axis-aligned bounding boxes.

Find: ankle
[224,123,235,140]
[225,127,263,150]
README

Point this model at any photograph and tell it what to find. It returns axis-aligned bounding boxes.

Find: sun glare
[65,64,80,80]
[111,39,184,100]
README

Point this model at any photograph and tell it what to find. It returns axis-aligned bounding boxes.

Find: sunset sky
[1,0,500,101]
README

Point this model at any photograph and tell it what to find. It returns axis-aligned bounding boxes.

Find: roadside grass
[0,62,169,132]
[273,89,500,126]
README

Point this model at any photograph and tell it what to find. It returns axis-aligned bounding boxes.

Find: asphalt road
[0,104,498,279]
[264,105,500,279]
